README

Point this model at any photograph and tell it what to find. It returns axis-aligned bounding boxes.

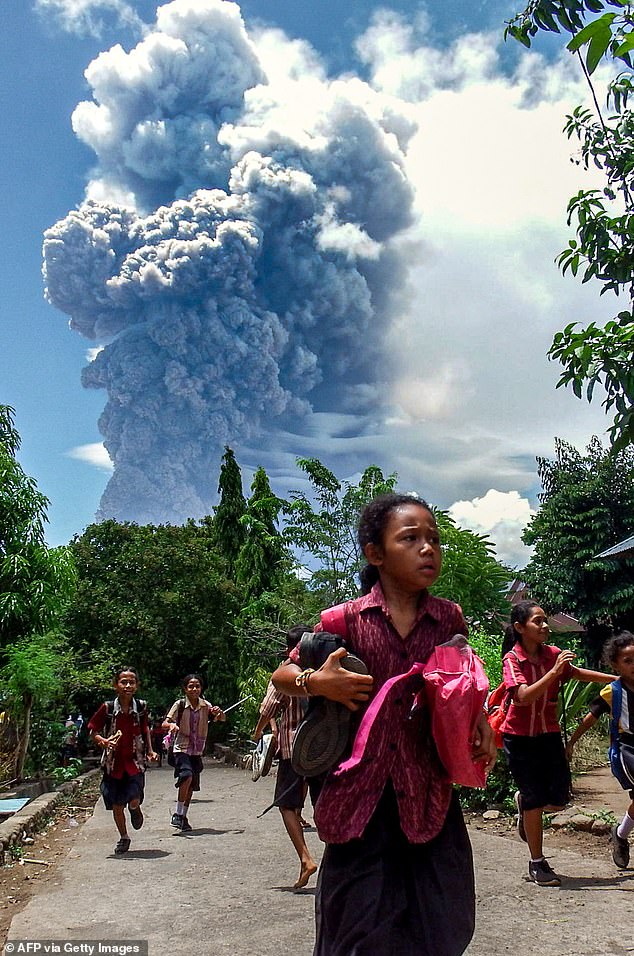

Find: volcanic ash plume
[43,0,418,523]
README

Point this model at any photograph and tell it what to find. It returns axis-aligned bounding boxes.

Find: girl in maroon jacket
[273,493,496,956]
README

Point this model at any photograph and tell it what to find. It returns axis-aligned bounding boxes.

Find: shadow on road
[549,872,634,891]
[107,849,171,860]
[171,826,246,837]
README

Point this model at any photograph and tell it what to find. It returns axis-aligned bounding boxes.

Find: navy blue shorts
[173,752,203,790]
[100,771,145,810]
[503,732,571,811]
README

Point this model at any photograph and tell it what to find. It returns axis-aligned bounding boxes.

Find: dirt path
[2,761,632,955]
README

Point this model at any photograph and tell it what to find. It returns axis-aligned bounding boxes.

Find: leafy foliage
[468,627,504,688]
[235,467,290,599]
[521,436,634,660]
[0,405,78,777]
[66,520,240,711]
[213,446,246,573]
[432,512,510,625]
[507,1,634,449]
[284,460,398,604]
[0,405,76,649]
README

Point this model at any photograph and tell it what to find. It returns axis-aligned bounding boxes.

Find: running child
[501,601,613,886]
[272,493,496,956]
[254,624,320,890]
[88,666,157,855]
[566,631,634,868]
[163,674,226,831]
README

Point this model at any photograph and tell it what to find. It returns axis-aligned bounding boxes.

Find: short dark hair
[602,631,634,669]
[112,666,139,682]
[181,673,205,691]
[357,493,432,594]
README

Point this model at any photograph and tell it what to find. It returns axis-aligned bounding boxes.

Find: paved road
[5,760,634,956]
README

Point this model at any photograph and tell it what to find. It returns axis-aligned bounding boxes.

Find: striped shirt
[301,582,468,845]
[259,680,305,759]
[502,642,571,737]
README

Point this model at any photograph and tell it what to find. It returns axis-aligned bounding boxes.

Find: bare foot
[293,859,318,890]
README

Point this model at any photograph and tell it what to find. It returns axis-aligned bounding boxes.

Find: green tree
[213,447,246,574]
[284,459,398,604]
[521,436,634,661]
[506,1,634,449]
[0,405,77,776]
[431,511,510,625]
[0,405,76,649]
[0,632,68,779]
[66,520,240,710]
[235,467,289,600]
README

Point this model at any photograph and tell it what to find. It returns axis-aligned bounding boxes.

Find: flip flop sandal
[291,652,368,778]
[114,836,131,854]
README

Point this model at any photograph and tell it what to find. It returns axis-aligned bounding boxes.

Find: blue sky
[0,0,613,565]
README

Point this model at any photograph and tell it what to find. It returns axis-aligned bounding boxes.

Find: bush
[468,626,503,688]
[50,757,83,783]
[458,757,516,813]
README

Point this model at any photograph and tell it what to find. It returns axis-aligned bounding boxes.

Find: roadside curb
[0,769,101,864]
[213,743,250,769]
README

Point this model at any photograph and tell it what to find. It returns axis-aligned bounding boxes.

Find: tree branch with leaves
[507,0,634,449]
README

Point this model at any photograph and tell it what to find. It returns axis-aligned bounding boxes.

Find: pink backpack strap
[319,603,349,637]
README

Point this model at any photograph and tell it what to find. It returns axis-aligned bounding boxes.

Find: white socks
[616,811,634,840]
[176,801,185,815]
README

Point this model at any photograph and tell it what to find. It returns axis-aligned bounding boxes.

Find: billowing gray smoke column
[44,0,418,523]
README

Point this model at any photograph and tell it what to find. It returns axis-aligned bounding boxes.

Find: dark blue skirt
[100,771,145,810]
[314,782,474,956]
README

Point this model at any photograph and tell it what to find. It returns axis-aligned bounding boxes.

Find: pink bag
[418,636,489,788]
[333,634,489,789]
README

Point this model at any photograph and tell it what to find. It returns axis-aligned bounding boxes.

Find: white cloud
[449,489,535,569]
[35,0,144,37]
[66,442,114,471]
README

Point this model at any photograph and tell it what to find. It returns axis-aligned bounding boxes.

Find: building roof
[595,534,634,560]
[505,578,585,633]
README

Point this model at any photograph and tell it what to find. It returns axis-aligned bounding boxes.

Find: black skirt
[314,782,475,956]
[502,731,571,811]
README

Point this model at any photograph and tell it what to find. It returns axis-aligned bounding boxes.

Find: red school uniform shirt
[502,642,572,737]
[292,581,468,845]
[88,700,149,778]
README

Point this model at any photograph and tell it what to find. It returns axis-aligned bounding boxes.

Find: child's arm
[565,711,598,761]
[569,664,614,684]
[272,648,374,711]
[253,714,278,741]
[514,649,576,705]
[142,713,158,761]
[162,701,179,734]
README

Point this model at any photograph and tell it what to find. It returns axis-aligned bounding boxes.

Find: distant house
[506,578,585,635]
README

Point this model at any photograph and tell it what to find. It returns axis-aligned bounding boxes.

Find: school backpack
[608,681,634,790]
[103,697,147,737]
[486,682,511,749]
[101,698,147,769]
[165,699,186,767]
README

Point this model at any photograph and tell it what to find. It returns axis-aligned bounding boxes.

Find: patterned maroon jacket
[293,581,468,844]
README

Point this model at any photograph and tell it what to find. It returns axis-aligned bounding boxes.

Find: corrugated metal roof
[595,534,634,559]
